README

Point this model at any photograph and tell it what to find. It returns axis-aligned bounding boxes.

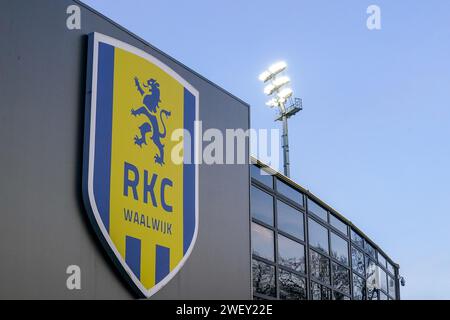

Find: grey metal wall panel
[0,0,251,299]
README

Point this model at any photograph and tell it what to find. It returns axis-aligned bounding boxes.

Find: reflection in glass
[387,262,395,275]
[367,288,378,300]
[252,259,276,297]
[251,165,273,188]
[351,246,365,275]
[353,273,366,300]
[366,259,378,300]
[307,198,328,221]
[388,275,396,299]
[330,232,349,265]
[332,262,350,294]
[251,186,274,225]
[279,270,307,300]
[365,241,376,259]
[308,218,329,254]
[330,214,348,235]
[278,235,305,273]
[310,250,330,285]
[332,291,350,300]
[251,222,274,261]
[277,178,304,206]
[311,282,321,300]
[378,254,387,268]
[379,267,388,292]
[351,229,364,248]
[379,292,388,300]
[366,259,377,280]
[277,200,304,240]
[311,281,331,300]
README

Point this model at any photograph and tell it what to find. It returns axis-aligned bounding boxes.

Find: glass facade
[332,262,350,294]
[330,232,349,266]
[279,269,307,300]
[351,229,365,249]
[310,250,330,284]
[351,246,365,275]
[252,259,276,297]
[251,164,400,300]
[308,218,329,254]
[311,281,331,300]
[277,178,304,206]
[251,222,274,261]
[251,165,273,188]
[307,198,328,221]
[330,214,348,235]
[277,200,304,240]
[250,186,274,226]
[353,273,366,300]
[365,242,377,260]
[278,235,306,273]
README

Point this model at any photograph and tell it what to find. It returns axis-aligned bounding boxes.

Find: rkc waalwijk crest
[82,33,199,298]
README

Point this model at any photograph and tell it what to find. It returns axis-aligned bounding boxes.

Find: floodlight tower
[259,61,302,177]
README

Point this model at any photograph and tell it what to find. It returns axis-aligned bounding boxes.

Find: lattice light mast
[259,61,302,177]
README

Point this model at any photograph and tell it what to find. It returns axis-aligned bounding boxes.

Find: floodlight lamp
[268,61,287,75]
[272,76,290,88]
[278,97,286,104]
[266,98,279,108]
[259,70,271,82]
[278,87,293,100]
[264,84,275,95]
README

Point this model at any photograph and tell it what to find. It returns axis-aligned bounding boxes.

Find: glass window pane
[307,198,328,221]
[332,291,350,300]
[366,259,378,300]
[365,242,376,259]
[351,246,365,275]
[278,235,306,273]
[388,275,396,299]
[277,201,304,240]
[252,259,276,297]
[308,218,329,254]
[387,262,395,275]
[277,178,304,206]
[351,229,364,248]
[279,270,307,300]
[353,273,366,300]
[330,232,349,265]
[251,222,274,261]
[367,288,379,300]
[379,267,388,292]
[332,262,350,294]
[330,214,348,235]
[310,250,330,285]
[380,292,388,300]
[378,254,387,268]
[311,281,331,300]
[366,258,376,279]
[321,285,332,300]
[251,165,273,188]
[311,282,321,300]
[251,186,274,225]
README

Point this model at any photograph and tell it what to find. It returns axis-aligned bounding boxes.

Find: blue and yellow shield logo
[82,33,199,298]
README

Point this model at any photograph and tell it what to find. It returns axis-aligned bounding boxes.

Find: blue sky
[82,0,450,299]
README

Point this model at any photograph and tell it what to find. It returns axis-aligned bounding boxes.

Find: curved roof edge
[251,156,400,269]
[75,0,250,109]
